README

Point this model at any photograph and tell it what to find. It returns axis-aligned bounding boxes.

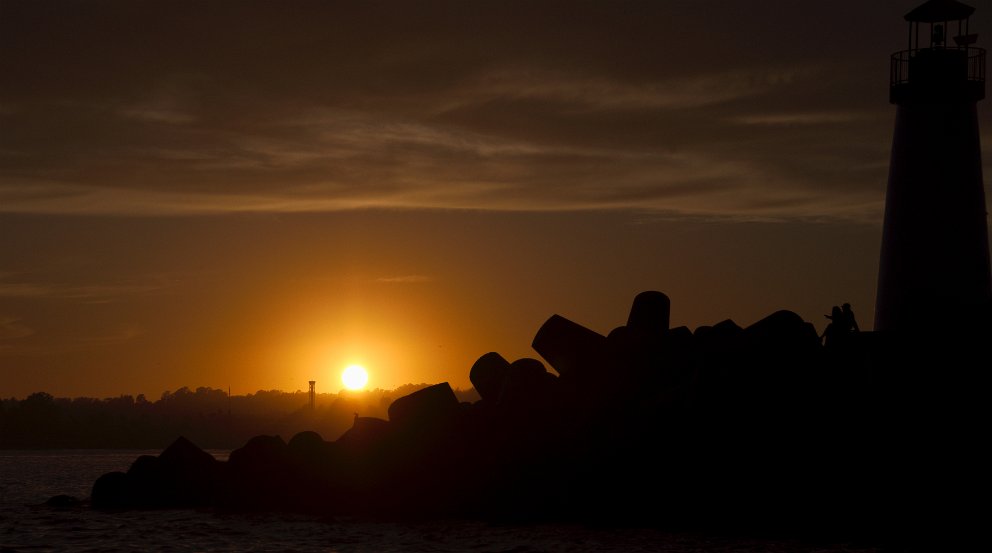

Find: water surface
[0,450,880,552]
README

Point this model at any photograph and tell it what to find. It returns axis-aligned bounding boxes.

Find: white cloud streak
[0,276,176,301]
[732,111,868,126]
[446,66,813,112]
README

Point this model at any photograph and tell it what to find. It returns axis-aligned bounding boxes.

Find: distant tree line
[0,385,479,449]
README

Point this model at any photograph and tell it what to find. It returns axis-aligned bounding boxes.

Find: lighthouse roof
[904,0,975,23]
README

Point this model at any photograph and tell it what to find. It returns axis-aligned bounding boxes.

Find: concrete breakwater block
[531,314,608,377]
[387,382,460,428]
[627,290,671,336]
[470,352,511,402]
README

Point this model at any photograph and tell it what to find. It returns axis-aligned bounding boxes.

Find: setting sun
[342,364,369,390]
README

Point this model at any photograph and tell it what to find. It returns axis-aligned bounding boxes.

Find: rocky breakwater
[89,291,989,544]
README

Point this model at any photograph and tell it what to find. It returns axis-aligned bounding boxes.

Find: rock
[284,431,337,506]
[162,436,220,506]
[607,324,637,345]
[657,326,694,382]
[627,291,671,336]
[605,324,647,380]
[694,319,743,352]
[45,494,82,509]
[501,358,556,407]
[225,435,291,509]
[667,325,692,341]
[387,382,461,429]
[531,314,608,377]
[287,431,331,470]
[733,311,822,410]
[121,437,220,508]
[744,310,818,346]
[711,318,743,335]
[288,430,325,455]
[91,471,128,509]
[229,435,288,470]
[470,354,557,409]
[690,319,744,408]
[160,435,217,473]
[509,357,546,378]
[124,455,165,507]
[338,417,391,448]
[470,352,511,402]
[741,310,821,369]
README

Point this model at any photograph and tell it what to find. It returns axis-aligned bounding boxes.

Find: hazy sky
[2,0,990,398]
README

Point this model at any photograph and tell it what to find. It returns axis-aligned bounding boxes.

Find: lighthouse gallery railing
[890,47,985,103]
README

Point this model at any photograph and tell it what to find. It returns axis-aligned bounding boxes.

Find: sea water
[0,450,881,552]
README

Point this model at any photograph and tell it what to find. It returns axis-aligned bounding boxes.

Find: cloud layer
[1,1,988,220]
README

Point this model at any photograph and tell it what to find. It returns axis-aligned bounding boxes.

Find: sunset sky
[2,0,990,399]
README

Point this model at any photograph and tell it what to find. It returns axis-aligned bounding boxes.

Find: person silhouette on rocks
[821,305,843,347]
[822,304,861,348]
[841,303,860,333]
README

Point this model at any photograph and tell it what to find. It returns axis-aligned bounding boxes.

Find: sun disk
[342,364,369,390]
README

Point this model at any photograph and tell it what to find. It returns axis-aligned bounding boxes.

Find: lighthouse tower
[875,0,990,331]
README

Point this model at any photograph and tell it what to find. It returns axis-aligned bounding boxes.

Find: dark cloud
[1,0,988,219]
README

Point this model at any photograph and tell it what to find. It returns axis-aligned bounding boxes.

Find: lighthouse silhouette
[875,0,990,331]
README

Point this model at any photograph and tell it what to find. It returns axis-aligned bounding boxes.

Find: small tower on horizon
[875,0,990,331]
[308,380,316,410]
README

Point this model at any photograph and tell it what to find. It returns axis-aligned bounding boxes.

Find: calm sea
[0,450,880,552]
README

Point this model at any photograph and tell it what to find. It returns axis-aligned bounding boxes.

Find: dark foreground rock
[89,291,990,548]
[91,436,222,509]
[45,494,82,509]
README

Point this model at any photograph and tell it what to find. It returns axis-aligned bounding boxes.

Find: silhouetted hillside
[0,385,479,449]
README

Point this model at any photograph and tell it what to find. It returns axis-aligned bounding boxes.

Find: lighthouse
[875,0,990,331]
